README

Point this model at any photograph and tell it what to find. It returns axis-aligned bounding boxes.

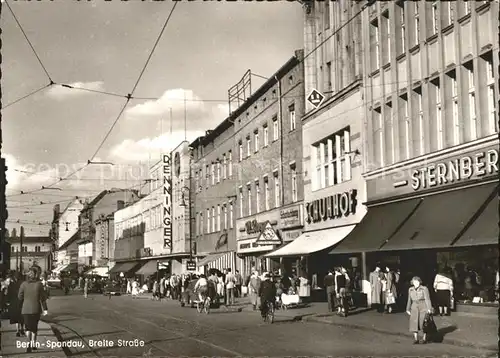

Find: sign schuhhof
[163,154,172,251]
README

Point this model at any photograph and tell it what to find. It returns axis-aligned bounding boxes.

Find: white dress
[131,281,139,296]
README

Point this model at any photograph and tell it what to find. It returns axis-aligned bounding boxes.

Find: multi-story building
[77,189,138,271]
[266,1,369,301]
[170,141,195,274]
[94,214,115,272]
[54,198,84,272]
[330,0,499,307]
[8,229,53,274]
[191,50,305,277]
[111,156,176,278]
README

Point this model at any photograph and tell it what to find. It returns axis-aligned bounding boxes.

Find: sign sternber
[307,88,325,109]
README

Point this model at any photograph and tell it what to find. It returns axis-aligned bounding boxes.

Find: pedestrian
[406,276,432,344]
[334,267,348,316]
[7,271,25,336]
[131,279,139,299]
[234,270,243,298]
[159,276,165,300]
[384,266,398,313]
[323,270,336,312]
[370,265,383,312]
[433,266,453,316]
[248,271,261,310]
[152,280,159,301]
[18,267,48,353]
[225,268,236,305]
[83,278,89,299]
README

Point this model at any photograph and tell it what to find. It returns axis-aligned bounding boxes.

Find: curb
[301,315,498,351]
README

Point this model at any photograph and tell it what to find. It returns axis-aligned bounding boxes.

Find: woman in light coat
[406,276,432,344]
[248,271,261,310]
[131,279,139,298]
[385,267,398,313]
[369,266,383,312]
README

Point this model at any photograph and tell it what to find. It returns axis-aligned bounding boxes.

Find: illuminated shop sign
[305,190,357,224]
[411,149,498,191]
[163,154,172,251]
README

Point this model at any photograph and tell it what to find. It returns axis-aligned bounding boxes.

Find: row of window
[197,202,234,236]
[239,104,296,161]
[11,246,42,252]
[115,205,163,240]
[372,54,497,166]
[312,128,352,191]
[370,0,489,71]
[195,151,234,192]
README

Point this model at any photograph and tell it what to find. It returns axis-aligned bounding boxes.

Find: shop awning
[60,263,78,272]
[452,183,499,247]
[197,252,226,267]
[264,225,356,257]
[331,199,422,254]
[84,266,109,277]
[380,182,498,251]
[109,262,141,274]
[136,261,158,276]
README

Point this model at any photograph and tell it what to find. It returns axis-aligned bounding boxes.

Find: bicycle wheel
[204,298,210,314]
[196,301,202,313]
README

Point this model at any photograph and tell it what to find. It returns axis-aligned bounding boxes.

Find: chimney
[117,200,125,210]
[53,204,60,221]
[11,228,17,238]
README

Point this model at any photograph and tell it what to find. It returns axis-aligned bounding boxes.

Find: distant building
[53,198,84,271]
[77,189,139,271]
[7,230,53,274]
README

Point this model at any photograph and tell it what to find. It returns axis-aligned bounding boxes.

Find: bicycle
[196,293,211,314]
[261,300,275,323]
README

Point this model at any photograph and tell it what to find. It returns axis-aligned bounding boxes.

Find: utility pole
[19,226,25,274]
[184,93,187,141]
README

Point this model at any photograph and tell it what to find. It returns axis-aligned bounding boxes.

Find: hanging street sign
[255,221,282,246]
[186,260,196,271]
[307,89,325,109]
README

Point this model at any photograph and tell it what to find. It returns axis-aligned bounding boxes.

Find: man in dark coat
[258,273,277,318]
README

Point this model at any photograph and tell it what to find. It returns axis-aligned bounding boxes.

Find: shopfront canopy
[330,199,422,254]
[451,183,499,247]
[109,262,142,274]
[197,252,226,267]
[84,266,109,277]
[60,263,78,272]
[136,261,158,276]
[264,225,356,258]
[379,182,498,251]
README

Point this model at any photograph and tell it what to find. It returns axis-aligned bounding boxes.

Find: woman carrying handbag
[406,276,433,344]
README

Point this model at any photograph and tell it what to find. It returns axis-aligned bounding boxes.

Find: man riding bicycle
[258,273,276,318]
[194,274,209,303]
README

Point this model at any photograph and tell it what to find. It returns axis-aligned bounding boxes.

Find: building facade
[170,141,194,274]
[266,1,368,300]
[54,198,84,269]
[8,230,53,274]
[330,0,499,307]
[234,51,306,278]
[94,214,115,270]
[111,156,176,278]
[191,50,305,276]
[77,189,138,271]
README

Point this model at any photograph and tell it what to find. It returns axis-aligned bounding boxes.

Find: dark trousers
[326,286,336,312]
[235,285,242,298]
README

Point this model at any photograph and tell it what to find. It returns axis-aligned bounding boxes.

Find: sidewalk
[0,319,66,357]
[301,308,498,350]
[233,297,497,350]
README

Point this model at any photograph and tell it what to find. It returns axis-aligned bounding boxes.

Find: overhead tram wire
[1,83,53,110]
[7,2,179,199]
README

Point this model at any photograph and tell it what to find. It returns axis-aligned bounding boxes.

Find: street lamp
[178,186,193,259]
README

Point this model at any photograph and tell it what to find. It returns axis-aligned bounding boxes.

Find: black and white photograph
[0,0,498,357]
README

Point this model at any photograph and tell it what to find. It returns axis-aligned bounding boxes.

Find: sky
[1,0,303,235]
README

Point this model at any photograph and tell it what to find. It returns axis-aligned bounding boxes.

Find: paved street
[10,292,494,357]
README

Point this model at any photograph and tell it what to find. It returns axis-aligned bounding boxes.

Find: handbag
[422,313,438,335]
[386,292,396,305]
